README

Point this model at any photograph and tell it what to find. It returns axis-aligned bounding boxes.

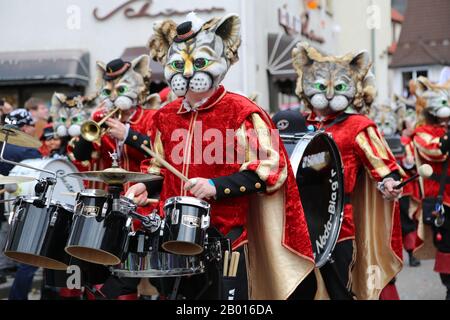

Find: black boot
[408,251,421,267]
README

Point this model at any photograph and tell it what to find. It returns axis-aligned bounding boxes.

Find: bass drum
[5,157,83,210]
[282,131,344,267]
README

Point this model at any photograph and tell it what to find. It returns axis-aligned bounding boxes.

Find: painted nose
[183,60,194,79]
[326,87,334,100]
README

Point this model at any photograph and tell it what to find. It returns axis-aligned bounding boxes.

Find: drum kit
[0,124,222,285]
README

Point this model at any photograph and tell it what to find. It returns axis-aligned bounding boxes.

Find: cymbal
[0,125,42,148]
[65,167,163,185]
[0,175,35,184]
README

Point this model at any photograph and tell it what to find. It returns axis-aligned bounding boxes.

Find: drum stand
[0,128,57,206]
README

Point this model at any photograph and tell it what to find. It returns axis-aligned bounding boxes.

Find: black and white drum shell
[282,131,344,268]
[162,196,210,256]
[111,232,204,278]
[65,190,131,266]
[4,199,74,270]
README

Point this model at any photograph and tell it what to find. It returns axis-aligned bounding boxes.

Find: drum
[5,158,83,210]
[4,199,74,270]
[161,196,210,256]
[65,190,132,266]
[282,131,344,267]
[111,231,205,278]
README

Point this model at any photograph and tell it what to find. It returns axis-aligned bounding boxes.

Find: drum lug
[171,209,179,225]
[49,210,58,227]
[101,202,109,218]
[201,215,210,229]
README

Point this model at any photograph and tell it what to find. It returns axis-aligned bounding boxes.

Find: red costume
[147,86,315,299]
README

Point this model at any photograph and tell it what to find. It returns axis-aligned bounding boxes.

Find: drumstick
[126,192,159,206]
[140,144,189,183]
[0,189,5,195]
[232,252,240,277]
[229,252,238,277]
[60,192,78,196]
[223,250,230,276]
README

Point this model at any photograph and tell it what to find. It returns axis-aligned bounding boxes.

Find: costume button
[224,188,231,195]
[143,140,149,145]
[255,183,262,189]
[240,186,246,192]
[132,135,138,141]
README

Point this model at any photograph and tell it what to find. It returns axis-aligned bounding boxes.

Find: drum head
[65,246,121,266]
[286,132,344,267]
[162,241,204,256]
[3,251,68,270]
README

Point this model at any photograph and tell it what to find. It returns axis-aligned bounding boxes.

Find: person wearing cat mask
[291,42,404,300]
[68,55,158,188]
[126,12,316,300]
[411,76,450,300]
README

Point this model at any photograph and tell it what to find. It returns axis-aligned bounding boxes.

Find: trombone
[80,107,121,142]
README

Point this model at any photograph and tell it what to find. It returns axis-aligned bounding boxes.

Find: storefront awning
[267,33,301,82]
[121,47,165,83]
[0,50,90,87]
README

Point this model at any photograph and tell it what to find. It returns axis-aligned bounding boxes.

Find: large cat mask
[50,92,96,138]
[96,55,151,111]
[292,42,376,113]
[148,12,241,97]
[414,76,450,119]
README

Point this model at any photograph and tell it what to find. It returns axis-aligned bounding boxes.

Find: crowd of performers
[0,11,449,300]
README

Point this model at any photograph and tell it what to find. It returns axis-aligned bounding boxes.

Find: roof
[390,0,450,68]
[0,49,89,87]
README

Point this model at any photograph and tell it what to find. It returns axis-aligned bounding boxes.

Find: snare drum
[161,196,210,256]
[282,131,344,267]
[4,199,74,270]
[111,231,205,278]
[65,190,132,266]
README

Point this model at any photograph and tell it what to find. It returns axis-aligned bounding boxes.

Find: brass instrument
[80,107,121,142]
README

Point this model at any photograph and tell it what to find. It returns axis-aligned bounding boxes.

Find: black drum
[4,198,74,270]
[161,196,210,256]
[65,190,132,266]
[111,231,205,278]
[282,131,344,267]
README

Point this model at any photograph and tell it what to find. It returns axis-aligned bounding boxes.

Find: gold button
[143,140,149,145]
[132,135,138,141]
[240,186,246,192]
[224,188,231,195]
[255,183,262,189]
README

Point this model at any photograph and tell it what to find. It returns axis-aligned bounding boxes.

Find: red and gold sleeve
[413,131,447,162]
[238,113,288,193]
[355,126,403,181]
[146,129,164,176]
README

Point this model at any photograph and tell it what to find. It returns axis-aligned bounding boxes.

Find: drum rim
[4,250,69,271]
[65,245,121,266]
[79,189,108,197]
[163,196,210,210]
[110,266,205,278]
[286,130,345,268]
[162,240,204,256]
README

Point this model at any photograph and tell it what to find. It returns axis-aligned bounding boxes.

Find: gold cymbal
[0,125,42,148]
[0,175,35,184]
[65,167,163,185]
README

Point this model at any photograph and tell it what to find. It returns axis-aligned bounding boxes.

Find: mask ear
[349,50,371,77]
[148,19,177,64]
[95,61,107,91]
[415,76,433,97]
[212,14,241,64]
[292,42,315,75]
[131,54,151,79]
[51,92,66,107]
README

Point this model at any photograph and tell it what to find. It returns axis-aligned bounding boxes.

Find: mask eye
[101,89,111,97]
[170,60,185,72]
[117,86,128,95]
[442,100,448,106]
[193,58,210,70]
[71,116,81,124]
[335,83,348,92]
[59,117,67,123]
[314,82,327,91]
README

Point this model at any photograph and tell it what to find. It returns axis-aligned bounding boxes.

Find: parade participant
[0,109,41,300]
[290,42,404,300]
[126,12,316,300]
[68,55,157,186]
[24,97,49,139]
[38,124,63,157]
[411,76,450,300]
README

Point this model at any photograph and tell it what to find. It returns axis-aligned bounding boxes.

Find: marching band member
[411,76,450,300]
[127,12,316,300]
[290,42,404,300]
